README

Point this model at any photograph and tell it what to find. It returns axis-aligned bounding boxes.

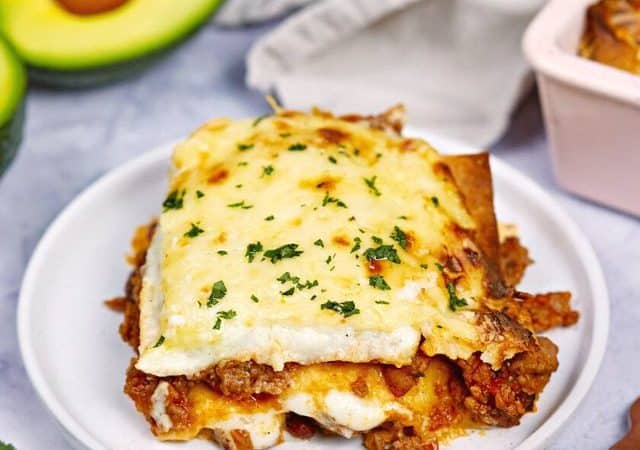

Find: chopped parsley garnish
[328,156,338,164]
[152,335,165,348]
[372,236,383,244]
[420,263,429,269]
[363,176,381,196]
[196,190,205,198]
[263,243,303,263]
[217,250,228,255]
[375,300,390,305]
[251,294,260,303]
[431,196,440,207]
[265,215,275,221]
[277,272,298,284]
[245,241,263,262]
[348,216,356,222]
[351,236,362,253]
[435,262,445,272]
[227,200,253,209]
[369,275,391,290]
[325,254,335,265]
[238,161,249,167]
[162,189,185,211]
[253,114,269,126]
[390,226,408,250]
[321,300,360,318]
[322,192,347,208]
[237,143,254,151]
[447,282,468,311]
[262,165,274,177]
[213,309,237,330]
[363,245,401,264]
[184,223,204,238]
[236,184,243,188]
[288,143,307,151]
[314,239,324,248]
[207,280,227,307]
[398,215,408,220]
[281,287,295,296]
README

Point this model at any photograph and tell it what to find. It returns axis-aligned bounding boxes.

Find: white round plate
[18,131,609,450]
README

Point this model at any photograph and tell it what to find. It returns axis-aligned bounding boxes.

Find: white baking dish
[523,0,640,217]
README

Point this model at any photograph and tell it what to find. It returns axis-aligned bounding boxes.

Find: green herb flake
[253,114,269,126]
[314,239,324,248]
[238,161,249,167]
[207,280,227,307]
[435,262,445,272]
[227,200,253,209]
[153,335,165,348]
[265,215,275,221]
[363,245,401,264]
[371,236,383,244]
[281,287,295,296]
[251,294,260,303]
[390,226,408,250]
[263,243,303,263]
[320,300,360,318]
[369,275,391,290]
[236,184,243,188]
[431,196,439,207]
[420,263,429,269]
[375,300,390,305]
[162,189,185,211]
[245,241,263,262]
[217,250,228,255]
[447,282,468,311]
[288,143,307,151]
[348,216,356,222]
[196,190,205,198]
[277,272,299,284]
[237,143,254,151]
[213,309,237,330]
[262,165,274,177]
[328,156,338,164]
[351,236,362,253]
[398,215,408,220]
[363,176,381,196]
[322,192,348,208]
[280,133,292,138]
[184,223,204,238]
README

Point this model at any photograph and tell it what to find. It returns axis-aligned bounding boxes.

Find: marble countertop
[0,19,638,450]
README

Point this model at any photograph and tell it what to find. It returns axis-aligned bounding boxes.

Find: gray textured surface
[0,18,638,450]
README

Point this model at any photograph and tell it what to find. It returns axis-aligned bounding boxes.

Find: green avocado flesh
[0,0,224,85]
[0,38,26,174]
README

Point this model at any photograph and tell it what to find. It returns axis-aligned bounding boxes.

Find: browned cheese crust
[580,0,640,74]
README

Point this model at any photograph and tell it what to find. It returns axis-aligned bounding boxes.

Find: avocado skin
[0,100,25,176]
[20,1,222,88]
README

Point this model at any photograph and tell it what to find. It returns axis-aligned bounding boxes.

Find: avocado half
[0,37,26,175]
[0,0,224,87]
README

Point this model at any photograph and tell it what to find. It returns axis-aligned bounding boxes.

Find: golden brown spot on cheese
[299,175,341,191]
[317,127,349,144]
[399,138,418,153]
[311,107,334,119]
[405,231,417,252]
[290,217,303,227]
[367,259,384,275]
[332,235,350,247]
[207,166,229,185]
[351,374,369,398]
[215,232,227,244]
[273,120,290,131]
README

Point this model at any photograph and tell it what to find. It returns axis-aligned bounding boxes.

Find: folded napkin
[244,0,544,148]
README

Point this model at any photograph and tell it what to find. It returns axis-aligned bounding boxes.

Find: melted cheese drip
[137,112,517,377]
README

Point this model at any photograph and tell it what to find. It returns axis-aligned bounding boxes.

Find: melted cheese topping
[136,111,524,377]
